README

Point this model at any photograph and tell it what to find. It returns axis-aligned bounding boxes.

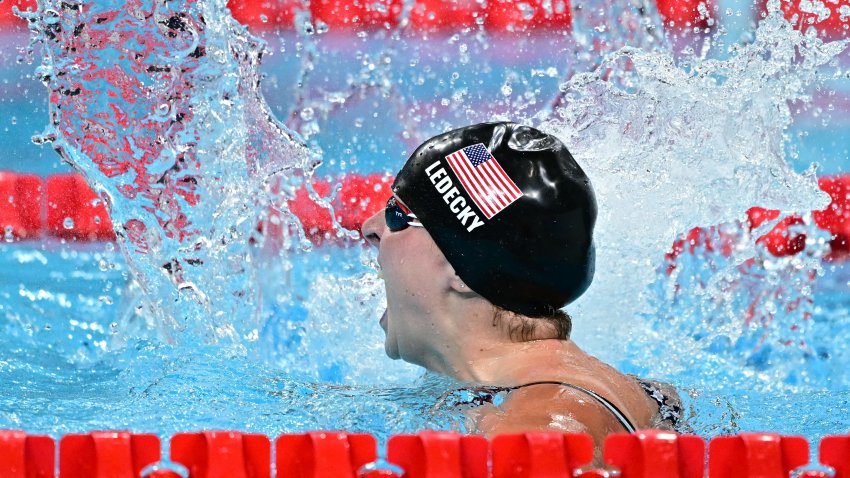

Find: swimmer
[362,122,681,451]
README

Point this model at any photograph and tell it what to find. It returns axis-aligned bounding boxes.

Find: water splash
[541,5,846,379]
[612,212,837,390]
[25,0,311,347]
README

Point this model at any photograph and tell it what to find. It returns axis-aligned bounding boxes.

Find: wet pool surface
[2,241,850,449]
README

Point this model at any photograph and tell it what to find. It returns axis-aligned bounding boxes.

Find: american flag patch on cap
[445,143,523,219]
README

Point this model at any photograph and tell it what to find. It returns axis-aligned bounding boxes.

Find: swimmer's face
[362,196,455,365]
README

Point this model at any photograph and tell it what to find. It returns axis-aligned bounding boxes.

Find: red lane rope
[0,429,846,477]
[5,0,846,37]
[0,172,116,242]
[282,173,393,244]
[758,0,850,40]
[0,0,34,29]
[0,171,395,245]
[0,0,720,32]
[157,0,706,32]
[3,172,850,262]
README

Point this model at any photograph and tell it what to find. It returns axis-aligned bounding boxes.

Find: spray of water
[543,3,845,370]
[23,0,312,349]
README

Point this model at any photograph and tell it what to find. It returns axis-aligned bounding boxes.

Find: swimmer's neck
[441,338,584,385]
[414,300,584,384]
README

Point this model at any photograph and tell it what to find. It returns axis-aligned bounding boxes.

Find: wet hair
[492,306,572,342]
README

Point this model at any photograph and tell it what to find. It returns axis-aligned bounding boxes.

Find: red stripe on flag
[482,159,522,198]
[473,160,511,210]
[479,160,522,206]
[478,161,515,206]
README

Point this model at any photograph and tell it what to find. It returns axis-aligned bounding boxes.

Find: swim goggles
[385,196,424,232]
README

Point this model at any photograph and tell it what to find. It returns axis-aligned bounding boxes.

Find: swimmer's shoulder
[541,351,657,430]
[470,383,621,445]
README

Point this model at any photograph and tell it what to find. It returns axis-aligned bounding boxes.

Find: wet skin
[362,197,673,454]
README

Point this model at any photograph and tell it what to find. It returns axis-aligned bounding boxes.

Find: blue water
[2,29,849,177]
[0,241,460,443]
[2,240,850,445]
[1,0,850,458]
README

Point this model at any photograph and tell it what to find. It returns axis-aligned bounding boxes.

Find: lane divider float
[0,429,846,477]
[0,171,395,245]
[4,0,846,39]
[0,172,116,242]
[3,171,850,264]
[2,0,725,33]
[225,0,710,32]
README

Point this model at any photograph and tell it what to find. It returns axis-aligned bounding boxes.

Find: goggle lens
[385,197,423,232]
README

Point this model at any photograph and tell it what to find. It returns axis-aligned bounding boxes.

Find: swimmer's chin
[380,309,400,360]
[385,344,400,360]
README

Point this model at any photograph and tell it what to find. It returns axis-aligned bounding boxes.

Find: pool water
[0,242,456,443]
[1,0,850,454]
[3,238,850,448]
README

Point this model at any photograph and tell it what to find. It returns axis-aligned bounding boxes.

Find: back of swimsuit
[438,378,682,434]
[508,379,684,433]
[507,381,637,433]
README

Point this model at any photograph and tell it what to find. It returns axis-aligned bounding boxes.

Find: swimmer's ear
[449,275,477,297]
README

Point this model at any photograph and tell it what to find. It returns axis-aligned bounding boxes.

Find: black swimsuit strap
[508,381,637,434]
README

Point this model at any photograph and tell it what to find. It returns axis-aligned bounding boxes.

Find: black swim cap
[392,122,596,317]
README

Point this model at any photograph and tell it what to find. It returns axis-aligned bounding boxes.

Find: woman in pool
[362,122,681,447]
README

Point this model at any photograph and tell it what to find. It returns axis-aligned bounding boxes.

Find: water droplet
[63,217,75,230]
[4,226,13,242]
[32,132,57,145]
[259,14,268,23]
[213,48,227,63]
[501,84,513,96]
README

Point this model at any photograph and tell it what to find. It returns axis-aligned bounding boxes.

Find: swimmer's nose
[362,209,384,246]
